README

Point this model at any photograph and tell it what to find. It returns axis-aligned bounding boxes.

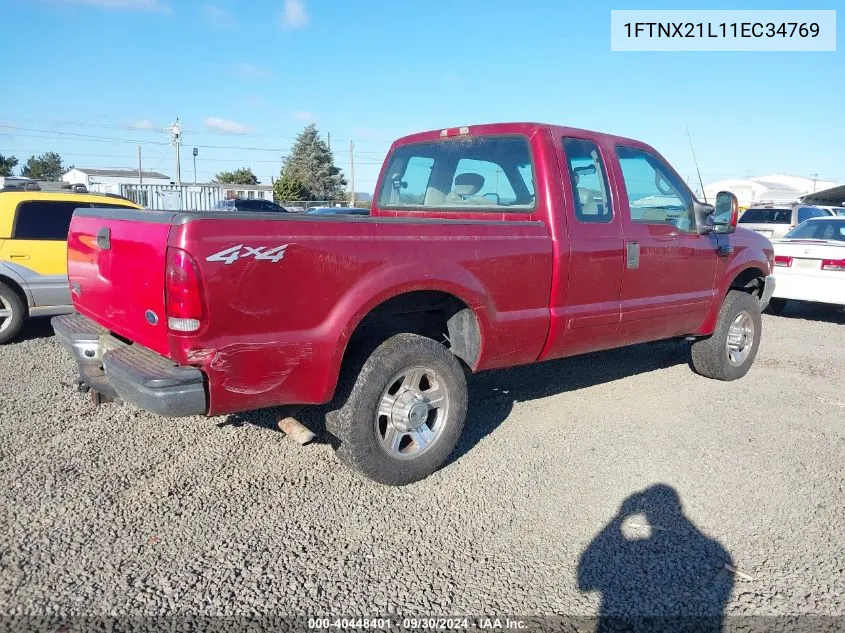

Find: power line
[0,115,395,146]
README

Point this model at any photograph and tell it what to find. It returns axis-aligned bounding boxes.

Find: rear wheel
[0,282,25,345]
[326,333,468,486]
[690,290,762,381]
[764,297,787,315]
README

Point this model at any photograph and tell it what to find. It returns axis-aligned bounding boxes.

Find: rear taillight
[774,255,793,267]
[821,257,845,271]
[165,247,204,332]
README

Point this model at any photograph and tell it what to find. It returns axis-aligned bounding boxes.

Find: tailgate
[67,207,177,356]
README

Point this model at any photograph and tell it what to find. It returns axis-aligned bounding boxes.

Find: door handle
[8,253,30,260]
[626,241,640,269]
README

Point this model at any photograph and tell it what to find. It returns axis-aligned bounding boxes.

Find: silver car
[738,204,832,239]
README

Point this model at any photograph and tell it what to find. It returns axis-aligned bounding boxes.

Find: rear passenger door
[543,136,624,359]
[613,147,718,343]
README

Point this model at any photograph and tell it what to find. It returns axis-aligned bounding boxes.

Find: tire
[690,290,762,381]
[764,298,787,315]
[326,333,468,486]
[0,282,26,345]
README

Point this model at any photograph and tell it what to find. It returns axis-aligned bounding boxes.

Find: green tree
[21,152,69,181]
[283,123,346,199]
[273,172,311,201]
[214,167,259,185]
[0,154,18,177]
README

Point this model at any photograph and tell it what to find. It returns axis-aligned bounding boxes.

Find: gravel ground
[1,303,844,624]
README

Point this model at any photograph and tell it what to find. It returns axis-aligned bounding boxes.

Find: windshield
[739,208,792,224]
[784,220,845,241]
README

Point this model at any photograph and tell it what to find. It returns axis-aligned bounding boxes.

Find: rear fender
[315,262,491,403]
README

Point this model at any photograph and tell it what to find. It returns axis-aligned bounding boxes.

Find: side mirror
[711,191,739,234]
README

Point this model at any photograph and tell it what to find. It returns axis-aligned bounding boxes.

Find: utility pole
[167,117,182,185]
[137,145,143,184]
[811,173,819,192]
[192,147,198,185]
[327,132,331,151]
[349,140,355,207]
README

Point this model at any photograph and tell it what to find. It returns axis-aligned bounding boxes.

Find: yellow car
[0,185,142,343]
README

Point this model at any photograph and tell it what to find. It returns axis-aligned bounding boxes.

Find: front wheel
[326,333,468,486]
[690,290,762,381]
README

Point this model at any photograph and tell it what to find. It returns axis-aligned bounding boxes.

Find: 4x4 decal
[205,244,290,265]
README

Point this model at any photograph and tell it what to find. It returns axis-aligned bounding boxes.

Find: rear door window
[562,137,612,223]
[13,201,91,240]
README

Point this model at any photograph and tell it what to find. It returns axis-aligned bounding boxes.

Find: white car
[767,216,845,314]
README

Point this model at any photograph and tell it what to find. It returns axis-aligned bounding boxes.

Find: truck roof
[391,122,647,150]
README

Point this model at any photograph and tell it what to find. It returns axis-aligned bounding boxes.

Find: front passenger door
[615,147,718,343]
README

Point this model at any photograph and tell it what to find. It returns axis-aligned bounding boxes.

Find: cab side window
[13,201,90,241]
[562,138,612,223]
[616,147,695,233]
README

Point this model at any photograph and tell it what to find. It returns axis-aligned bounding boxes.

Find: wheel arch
[696,263,768,335]
[319,283,488,405]
[0,271,31,316]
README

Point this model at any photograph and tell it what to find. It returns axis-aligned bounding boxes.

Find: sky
[1,0,843,195]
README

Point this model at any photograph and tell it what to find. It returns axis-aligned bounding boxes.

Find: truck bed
[67,207,554,415]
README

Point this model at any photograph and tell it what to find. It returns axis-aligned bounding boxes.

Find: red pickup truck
[53,122,775,485]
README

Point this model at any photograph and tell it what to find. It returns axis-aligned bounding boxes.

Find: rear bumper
[52,313,207,417]
[760,274,777,310]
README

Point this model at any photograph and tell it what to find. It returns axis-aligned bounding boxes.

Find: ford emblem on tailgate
[145,310,159,326]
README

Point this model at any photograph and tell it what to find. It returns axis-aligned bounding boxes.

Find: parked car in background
[739,203,832,240]
[0,184,141,344]
[306,206,370,216]
[766,216,845,314]
[54,122,774,485]
[214,198,290,213]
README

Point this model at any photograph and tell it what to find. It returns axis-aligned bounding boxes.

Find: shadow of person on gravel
[578,484,734,633]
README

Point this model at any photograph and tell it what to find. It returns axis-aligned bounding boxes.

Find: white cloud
[128,119,156,130]
[204,117,250,134]
[293,111,315,121]
[201,4,233,26]
[281,0,307,28]
[57,0,171,13]
[231,62,273,78]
